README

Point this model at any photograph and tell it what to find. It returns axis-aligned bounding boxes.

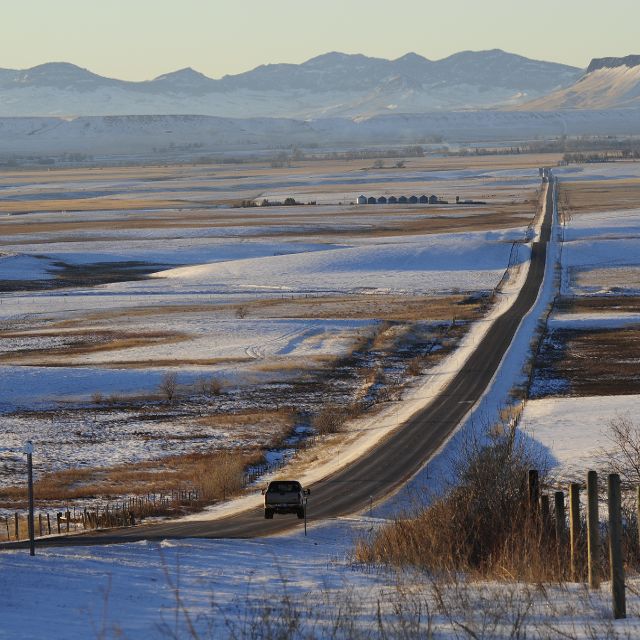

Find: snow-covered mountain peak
[0,50,583,117]
[153,67,210,82]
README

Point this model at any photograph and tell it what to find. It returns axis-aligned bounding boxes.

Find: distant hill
[3,109,640,160]
[518,55,640,110]
[0,50,581,118]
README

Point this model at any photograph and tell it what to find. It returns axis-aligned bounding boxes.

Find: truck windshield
[267,482,300,493]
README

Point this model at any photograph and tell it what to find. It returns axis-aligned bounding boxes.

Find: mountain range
[0,50,582,118]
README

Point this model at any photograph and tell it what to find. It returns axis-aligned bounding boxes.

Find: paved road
[4,178,555,547]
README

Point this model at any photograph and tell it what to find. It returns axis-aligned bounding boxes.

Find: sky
[1,0,639,80]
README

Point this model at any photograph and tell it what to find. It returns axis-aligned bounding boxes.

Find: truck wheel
[297,508,305,519]
[264,509,274,519]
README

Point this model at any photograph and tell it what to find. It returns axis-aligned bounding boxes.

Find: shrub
[356,426,556,580]
[159,372,178,404]
[312,405,350,436]
[195,376,223,397]
[406,356,424,376]
[194,451,246,502]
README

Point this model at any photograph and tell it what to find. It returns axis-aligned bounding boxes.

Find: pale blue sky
[2,0,638,79]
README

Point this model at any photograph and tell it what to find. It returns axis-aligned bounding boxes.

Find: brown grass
[0,153,540,244]
[557,295,640,314]
[534,325,640,396]
[50,294,484,327]
[0,448,265,510]
[355,429,569,581]
[195,408,295,441]
[573,267,640,292]
[0,202,536,240]
[0,330,187,364]
[0,407,296,510]
[559,179,640,214]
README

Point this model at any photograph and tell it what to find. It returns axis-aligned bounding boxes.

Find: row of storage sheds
[357,195,439,205]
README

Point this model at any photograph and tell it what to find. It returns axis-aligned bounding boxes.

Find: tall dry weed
[355,426,563,581]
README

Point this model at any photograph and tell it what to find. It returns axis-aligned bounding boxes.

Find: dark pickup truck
[262,480,310,519]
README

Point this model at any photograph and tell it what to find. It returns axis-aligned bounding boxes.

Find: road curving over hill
[3,176,555,547]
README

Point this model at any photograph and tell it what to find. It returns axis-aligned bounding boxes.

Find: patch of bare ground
[0,329,188,365]
[194,408,296,442]
[532,324,640,396]
[573,266,640,292]
[557,295,640,313]
[0,260,173,293]
[559,178,640,214]
[255,293,486,321]
[65,294,485,326]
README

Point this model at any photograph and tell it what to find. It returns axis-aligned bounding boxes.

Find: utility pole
[25,441,35,556]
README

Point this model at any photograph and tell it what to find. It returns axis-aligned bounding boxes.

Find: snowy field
[0,160,539,497]
[555,163,640,296]
[520,162,640,482]
[561,208,640,296]
[520,395,640,482]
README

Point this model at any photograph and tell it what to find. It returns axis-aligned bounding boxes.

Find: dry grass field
[533,325,640,396]
[559,178,640,214]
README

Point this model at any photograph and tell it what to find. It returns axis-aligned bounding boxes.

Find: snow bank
[2,517,640,639]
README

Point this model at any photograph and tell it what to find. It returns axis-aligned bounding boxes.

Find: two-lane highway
[3,177,555,547]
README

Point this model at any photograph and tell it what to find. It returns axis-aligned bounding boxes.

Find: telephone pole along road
[3,175,556,546]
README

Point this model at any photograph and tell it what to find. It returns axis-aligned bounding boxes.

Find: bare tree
[160,372,178,404]
[235,305,248,319]
[195,375,223,398]
[604,414,640,485]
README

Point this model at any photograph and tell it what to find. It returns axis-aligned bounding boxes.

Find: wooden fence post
[608,473,626,619]
[554,491,566,542]
[38,513,43,538]
[46,513,51,535]
[569,483,581,581]
[4,516,9,540]
[586,470,600,589]
[65,510,70,533]
[528,470,540,514]
[637,485,640,551]
[541,494,550,530]
[14,512,19,540]
[56,512,62,535]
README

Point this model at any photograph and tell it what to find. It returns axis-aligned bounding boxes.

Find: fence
[1,488,201,542]
[2,447,301,543]
[527,469,628,619]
